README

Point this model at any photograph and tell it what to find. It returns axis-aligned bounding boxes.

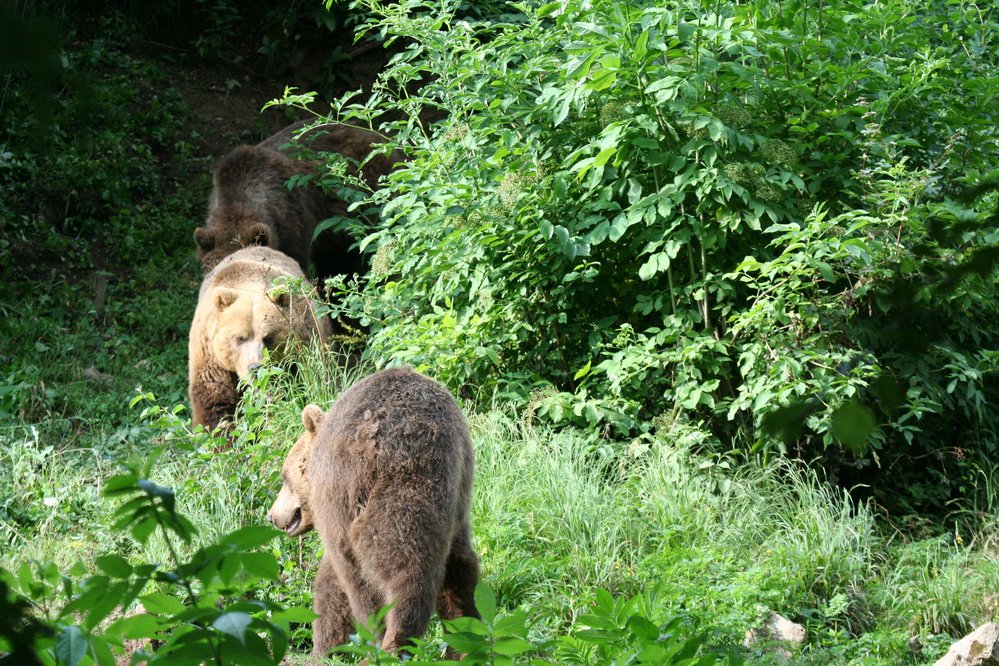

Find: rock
[743,611,807,662]
[934,622,999,666]
[81,367,112,383]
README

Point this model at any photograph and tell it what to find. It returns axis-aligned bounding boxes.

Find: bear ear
[272,292,290,309]
[215,287,239,311]
[247,223,271,247]
[302,404,325,434]
[194,227,215,251]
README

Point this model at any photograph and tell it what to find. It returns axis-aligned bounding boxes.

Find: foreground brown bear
[267,366,480,657]
[188,246,330,430]
[193,120,402,279]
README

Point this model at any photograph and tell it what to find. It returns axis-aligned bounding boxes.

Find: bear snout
[236,340,265,377]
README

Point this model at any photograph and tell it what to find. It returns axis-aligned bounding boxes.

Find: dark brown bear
[267,366,480,657]
[193,120,403,280]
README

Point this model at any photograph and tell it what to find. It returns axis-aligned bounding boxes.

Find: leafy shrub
[274,0,999,512]
[0,450,308,665]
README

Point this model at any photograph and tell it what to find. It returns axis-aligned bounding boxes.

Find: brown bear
[193,120,403,280]
[188,246,331,431]
[267,366,480,657]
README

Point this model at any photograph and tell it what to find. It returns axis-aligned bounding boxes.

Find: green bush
[272,0,999,512]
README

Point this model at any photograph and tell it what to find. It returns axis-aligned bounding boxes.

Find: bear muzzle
[268,485,309,536]
[235,340,266,378]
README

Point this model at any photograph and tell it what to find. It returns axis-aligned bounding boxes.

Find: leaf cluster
[274,0,999,512]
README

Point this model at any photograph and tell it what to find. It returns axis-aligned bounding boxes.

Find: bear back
[308,366,474,533]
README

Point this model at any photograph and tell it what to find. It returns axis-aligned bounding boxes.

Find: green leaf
[221,526,279,550]
[626,615,659,641]
[535,2,562,18]
[493,611,529,637]
[271,606,319,625]
[592,147,616,169]
[830,401,877,454]
[240,552,279,581]
[140,592,187,615]
[815,260,836,283]
[103,474,139,496]
[588,70,617,91]
[608,212,632,242]
[574,360,592,381]
[95,555,132,579]
[131,516,158,545]
[83,580,130,631]
[444,617,489,641]
[645,76,681,95]
[494,636,534,656]
[55,625,87,666]
[473,583,497,624]
[106,613,164,640]
[213,611,252,645]
[444,631,488,654]
[761,399,821,443]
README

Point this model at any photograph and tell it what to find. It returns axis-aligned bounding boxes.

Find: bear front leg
[437,528,480,621]
[189,363,239,431]
[312,555,353,657]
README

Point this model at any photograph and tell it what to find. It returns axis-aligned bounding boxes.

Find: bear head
[209,286,294,378]
[268,404,324,536]
[194,209,273,274]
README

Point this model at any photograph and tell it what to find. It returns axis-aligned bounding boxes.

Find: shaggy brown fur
[188,246,331,430]
[194,120,403,280]
[267,366,480,657]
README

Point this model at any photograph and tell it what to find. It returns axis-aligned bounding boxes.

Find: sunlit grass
[4,326,999,665]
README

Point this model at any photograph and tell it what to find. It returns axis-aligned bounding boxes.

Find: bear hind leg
[347,488,449,654]
[381,578,440,654]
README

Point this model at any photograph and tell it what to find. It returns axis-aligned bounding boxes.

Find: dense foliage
[304,0,999,512]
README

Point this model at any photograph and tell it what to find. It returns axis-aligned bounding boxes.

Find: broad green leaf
[140,591,187,615]
[131,516,157,545]
[83,580,130,631]
[240,552,279,581]
[493,610,529,637]
[473,582,497,624]
[95,555,132,579]
[55,625,87,666]
[103,474,139,496]
[629,614,662,642]
[106,613,164,640]
[221,526,279,550]
[494,636,534,656]
[271,606,319,625]
[830,401,877,454]
[443,631,488,653]
[213,611,252,645]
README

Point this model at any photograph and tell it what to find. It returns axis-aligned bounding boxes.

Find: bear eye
[263,333,276,348]
[236,334,248,344]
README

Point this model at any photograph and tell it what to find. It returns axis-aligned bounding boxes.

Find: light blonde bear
[188,246,330,430]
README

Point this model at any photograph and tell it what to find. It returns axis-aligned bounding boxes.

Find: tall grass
[5,340,999,663]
